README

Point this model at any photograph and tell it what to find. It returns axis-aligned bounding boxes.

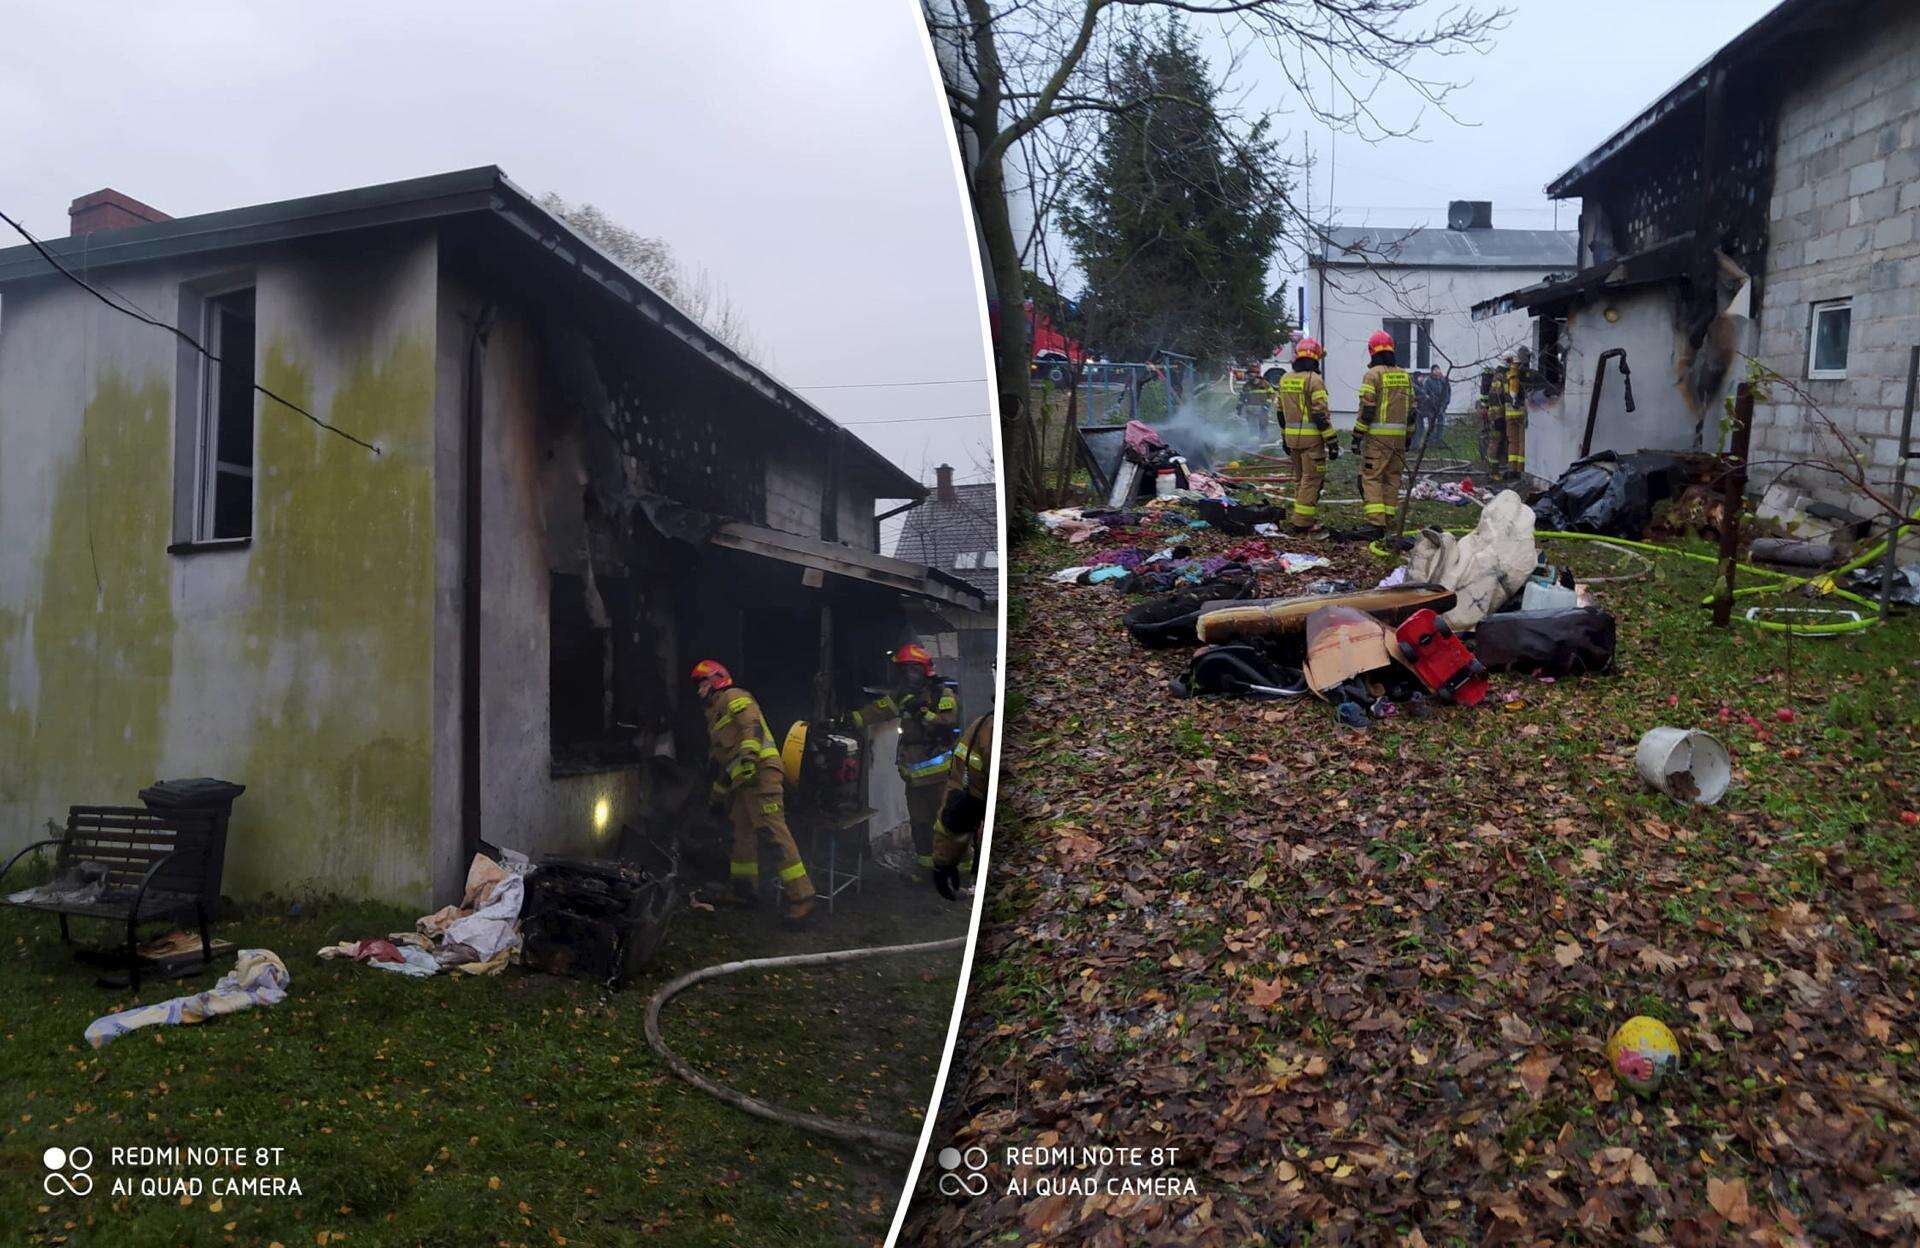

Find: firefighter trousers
[905,779,946,870]
[728,765,814,905]
[1480,408,1507,469]
[1505,411,1527,474]
[1359,436,1406,524]
[1287,442,1328,528]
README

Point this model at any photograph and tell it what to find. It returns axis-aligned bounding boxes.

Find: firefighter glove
[932,863,962,901]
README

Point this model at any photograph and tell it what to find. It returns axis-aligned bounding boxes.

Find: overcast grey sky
[1213,0,1780,304]
[1175,1,1774,303]
[0,0,994,491]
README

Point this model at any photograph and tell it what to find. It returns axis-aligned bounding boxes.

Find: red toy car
[1394,608,1488,705]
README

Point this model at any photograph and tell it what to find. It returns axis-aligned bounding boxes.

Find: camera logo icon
[936,1145,988,1197]
[43,1146,94,1198]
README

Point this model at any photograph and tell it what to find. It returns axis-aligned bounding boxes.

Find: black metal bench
[1,806,225,990]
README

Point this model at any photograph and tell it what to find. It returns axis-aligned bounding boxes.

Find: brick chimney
[934,463,958,503]
[68,189,171,237]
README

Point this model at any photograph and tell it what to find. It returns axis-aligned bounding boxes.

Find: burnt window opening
[550,572,645,771]
[1537,317,1568,391]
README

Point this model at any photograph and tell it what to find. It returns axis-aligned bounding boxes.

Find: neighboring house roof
[1315,226,1577,270]
[1546,0,1858,197]
[891,481,999,600]
[0,165,924,500]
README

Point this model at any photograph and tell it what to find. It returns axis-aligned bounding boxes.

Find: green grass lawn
[2,868,966,1247]
[907,449,1920,1245]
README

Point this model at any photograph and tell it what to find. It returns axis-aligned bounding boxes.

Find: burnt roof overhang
[1545,0,1855,198]
[0,165,924,500]
[1471,237,1696,321]
[710,521,985,611]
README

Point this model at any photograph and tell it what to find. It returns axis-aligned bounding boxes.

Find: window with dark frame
[200,288,256,541]
[1381,317,1432,369]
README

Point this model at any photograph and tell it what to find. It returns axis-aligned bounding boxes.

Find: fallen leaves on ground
[904,493,1920,1246]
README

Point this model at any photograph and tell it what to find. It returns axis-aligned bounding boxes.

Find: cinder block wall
[1755,0,1920,508]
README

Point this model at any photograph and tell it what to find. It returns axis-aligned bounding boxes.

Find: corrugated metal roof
[1316,226,1577,270]
[890,481,999,600]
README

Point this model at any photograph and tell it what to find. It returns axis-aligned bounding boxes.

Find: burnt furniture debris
[519,843,680,989]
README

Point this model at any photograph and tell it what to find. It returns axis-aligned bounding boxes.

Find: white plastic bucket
[1155,469,1177,498]
[1635,727,1731,806]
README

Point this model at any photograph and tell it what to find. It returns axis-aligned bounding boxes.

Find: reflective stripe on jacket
[948,712,995,802]
[850,684,961,777]
[1277,371,1333,448]
[1355,365,1413,438]
[704,688,781,795]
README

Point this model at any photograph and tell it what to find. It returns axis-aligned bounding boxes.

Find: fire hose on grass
[1367,524,1910,635]
[643,936,967,1154]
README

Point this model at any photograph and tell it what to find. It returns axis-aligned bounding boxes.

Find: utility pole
[1710,382,1754,628]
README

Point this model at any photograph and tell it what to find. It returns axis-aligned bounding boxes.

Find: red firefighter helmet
[891,643,934,675]
[1367,330,1396,356]
[690,659,733,697]
[1293,337,1324,362]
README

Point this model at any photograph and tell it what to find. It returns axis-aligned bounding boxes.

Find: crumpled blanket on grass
[319,852,527,979]
[1405,490,1537,628]
[85,950,289,1048]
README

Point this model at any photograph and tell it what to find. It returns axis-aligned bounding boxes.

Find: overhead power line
[0,208,380,455]
[839,412,991,427]
[795,377,987,390]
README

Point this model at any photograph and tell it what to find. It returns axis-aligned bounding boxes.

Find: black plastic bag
[1192,498,1289,535]
[1473,607,1616,675]
[1123,576,1256,647]
[1531,451,1689,538]
[1171,644,1308,698]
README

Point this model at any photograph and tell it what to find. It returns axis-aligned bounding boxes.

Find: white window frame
[179,281,257,545]
[1807,298,1851,380]
[954,551,980,570]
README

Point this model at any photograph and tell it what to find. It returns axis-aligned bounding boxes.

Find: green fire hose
[1370,521,1914,636]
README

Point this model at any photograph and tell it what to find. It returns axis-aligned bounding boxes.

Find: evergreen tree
[1059,21,1287,366]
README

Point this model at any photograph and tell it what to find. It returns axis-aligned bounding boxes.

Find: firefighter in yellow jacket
[1479,360,1510,471]
[1352,330,1414,535]
[929,711,994,900]
[1277,337,1338,533]
[1237,369,1275,440]
[691,660,815,923]
[1504,346,1532,480]
[848,644,959,876]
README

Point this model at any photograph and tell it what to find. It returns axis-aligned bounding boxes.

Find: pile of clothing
[318,850,528,979]
[1130,491,1618,728]
[1035,506,1163,544]
[1122,420,1229,500]
[6,861,109,906]
[1409,477,1477,506]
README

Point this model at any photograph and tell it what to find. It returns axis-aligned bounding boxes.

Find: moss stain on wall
[231,337,437,902]
[5,371,176,823]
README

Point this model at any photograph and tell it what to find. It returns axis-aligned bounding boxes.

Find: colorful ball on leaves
[1606,1016,1679,1096]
